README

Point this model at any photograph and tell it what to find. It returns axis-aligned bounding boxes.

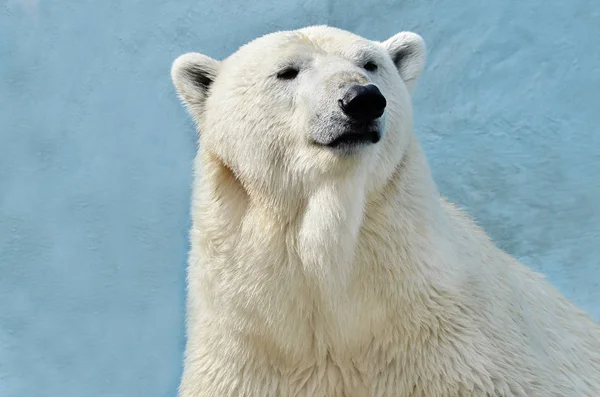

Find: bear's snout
[339,84,387,122]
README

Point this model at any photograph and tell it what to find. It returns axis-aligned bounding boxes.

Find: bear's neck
[193,137,450,328]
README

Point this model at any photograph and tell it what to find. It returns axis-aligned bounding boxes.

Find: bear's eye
[276,67,300,80]
[363,61,378,72]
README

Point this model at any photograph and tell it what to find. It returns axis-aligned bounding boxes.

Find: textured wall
[1,0,599,396]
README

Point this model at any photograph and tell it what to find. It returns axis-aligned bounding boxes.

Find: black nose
[339,84,387,121]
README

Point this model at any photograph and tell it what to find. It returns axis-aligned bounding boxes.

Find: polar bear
[171,25,600,397]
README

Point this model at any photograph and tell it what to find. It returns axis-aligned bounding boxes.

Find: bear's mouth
[325,129,381,148]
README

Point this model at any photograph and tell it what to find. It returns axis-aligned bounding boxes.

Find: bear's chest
[260,349,503,397]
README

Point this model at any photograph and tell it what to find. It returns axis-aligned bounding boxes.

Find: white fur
[171,25,600,396]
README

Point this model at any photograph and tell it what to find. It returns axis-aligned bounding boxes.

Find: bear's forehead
[227,26,378,67]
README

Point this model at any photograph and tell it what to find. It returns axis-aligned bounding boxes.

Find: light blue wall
[1,1,599,396]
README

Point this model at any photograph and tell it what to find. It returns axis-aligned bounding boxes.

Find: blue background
[1,0,599,396]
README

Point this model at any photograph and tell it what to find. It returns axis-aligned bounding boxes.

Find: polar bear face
[172,26,425,200]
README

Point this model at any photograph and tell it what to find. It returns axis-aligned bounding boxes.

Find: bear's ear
[381,32,426,92]
[171,52,220,111]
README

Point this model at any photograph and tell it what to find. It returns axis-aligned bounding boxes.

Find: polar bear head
[171,26,425,204]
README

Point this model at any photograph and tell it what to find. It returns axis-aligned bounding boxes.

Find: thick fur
[171,25,600,396]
